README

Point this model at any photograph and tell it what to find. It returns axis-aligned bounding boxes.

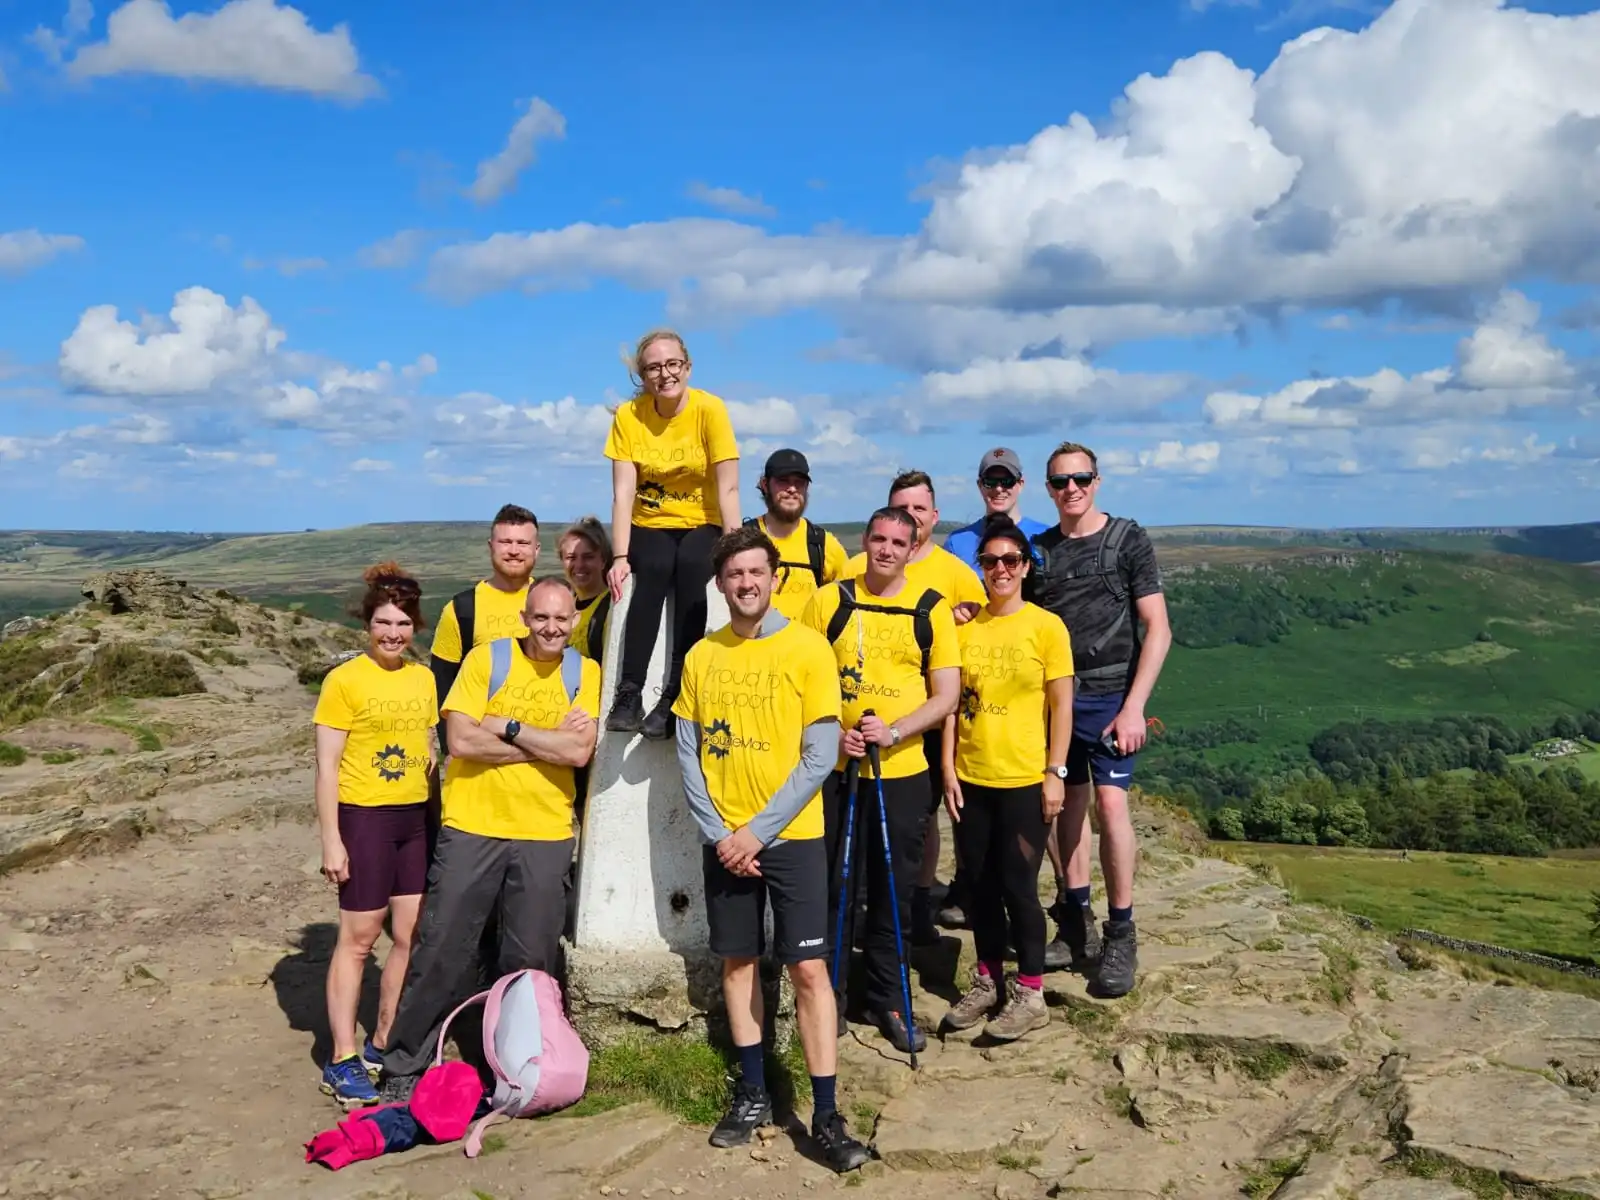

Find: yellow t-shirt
[843,543,987,609]
[440,643,602,840]
[603,387,739,529]
[953,603,1075,788]
[756,516,850,620]
[799,581,959,779]
[429,581,531,664]
[672,621,840,840]
[569,593,610,662]
[313,655,438,808]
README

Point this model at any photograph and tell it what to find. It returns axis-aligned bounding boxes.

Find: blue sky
[1,0,1598,533]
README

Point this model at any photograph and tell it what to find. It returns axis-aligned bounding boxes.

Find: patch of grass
[0,740,24,766]
[1102,1083,1133,1120]
[1062,1003,1116,1036]
[74,644,205,705]
[850,1100,879,1127]
[557,1092,628,1119]
[1321,944,1361,1007]
[471,1191,498,1200]
[41,750,76,764]
[996,1150,1040,1169]
[1241,1155,1305,1198]
[0,635,75,726]
[476,1133,508,1156]
[206,612,240,637]
[582,1035,734,1126]
[1164,1035,1304,1082]
[1253,937,1285,952]
[1401,1149,1506,1199]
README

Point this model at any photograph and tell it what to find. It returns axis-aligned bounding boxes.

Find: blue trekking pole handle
[864,724,918,1070]
[830,756,861,994]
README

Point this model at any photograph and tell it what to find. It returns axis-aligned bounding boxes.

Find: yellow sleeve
[602,406,632,463]
[311,666,354,730]
[431,598,464,664]
[925,599,961,673]
[420,665,441,725]
[949,557,987,606]
[703,393,739,464]
[576,657,602,719]
[1039,609,1075,680]
[841,552,866,580]
[442,645,491,721]
[799,634,842,726]
[822,533,849,583]
[798,586,837,638]
[671,643,701,722]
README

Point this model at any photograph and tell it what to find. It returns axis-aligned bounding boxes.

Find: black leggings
[952,781,1049,976]
[620,523,720,699]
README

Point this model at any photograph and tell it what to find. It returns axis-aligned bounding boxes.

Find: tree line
[1164,571,1412,649]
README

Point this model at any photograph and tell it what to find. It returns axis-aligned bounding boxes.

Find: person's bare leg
[1058,796,1094,891]
[1094,785,1136,910]
[326,909,385,1062]
[372,894,422,1049]
[789,959,836,1079]
[723,957,762,1048]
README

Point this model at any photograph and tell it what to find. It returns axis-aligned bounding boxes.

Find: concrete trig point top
[567,577,741,1039]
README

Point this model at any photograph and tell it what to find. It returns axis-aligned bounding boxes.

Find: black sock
[811,1074,837,1121]
[1109,905,1133,925]
[737,1042,766,1093]
[1069,885,1093,910]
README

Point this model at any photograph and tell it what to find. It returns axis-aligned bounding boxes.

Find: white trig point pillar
[565,577,733,1042]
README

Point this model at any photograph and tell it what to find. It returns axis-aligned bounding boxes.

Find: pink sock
[1017,974,1043,991]
[978,960,1004,982]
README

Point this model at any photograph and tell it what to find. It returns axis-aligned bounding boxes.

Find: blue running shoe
[321,1056,379,1109]
[360,1038,384,1078]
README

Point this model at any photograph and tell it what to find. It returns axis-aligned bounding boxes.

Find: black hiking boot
[1092,919,1137,998]
[708,1079,772,1148]
[640,692,677,741]
[605,684,645,734]
[870,1008,926,1055]
[811,1108,872,1173]
[1054,903,1103,973]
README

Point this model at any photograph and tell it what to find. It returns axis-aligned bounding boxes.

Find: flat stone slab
[1402,1065,1600,1195]
[873,1074,1082,1170]
[1130,997,1353,1062]
[1360,1182,1476,1199]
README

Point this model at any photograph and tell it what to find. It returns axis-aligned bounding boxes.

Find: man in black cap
[944,447,1050,571]
[747,449,848,621]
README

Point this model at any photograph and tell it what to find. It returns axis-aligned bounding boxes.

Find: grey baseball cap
[977,447,1024,479]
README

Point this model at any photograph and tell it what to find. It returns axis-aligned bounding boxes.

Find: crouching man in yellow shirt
[376,577,600,1099]
[672,525,871,1174]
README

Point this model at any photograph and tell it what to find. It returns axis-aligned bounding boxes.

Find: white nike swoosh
[1108,771,1129,779]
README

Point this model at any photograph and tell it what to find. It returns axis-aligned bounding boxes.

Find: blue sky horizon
[2,0,1598,535]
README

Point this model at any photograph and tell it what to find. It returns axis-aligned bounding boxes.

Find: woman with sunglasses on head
[312,563,438,1108]
[603,329,741,740]
[938,517,1075,1042]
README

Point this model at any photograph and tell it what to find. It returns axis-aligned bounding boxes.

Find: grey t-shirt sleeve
[675,718,733,845]
[1125,524,1163,598]
[745,718,839,847]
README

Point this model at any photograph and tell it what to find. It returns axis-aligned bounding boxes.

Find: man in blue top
[943,448,1051,570]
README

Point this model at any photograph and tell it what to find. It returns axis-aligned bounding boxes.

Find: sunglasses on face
[978,474,1019,491]
[977,552,1028,571]
[1048,472,1097,490]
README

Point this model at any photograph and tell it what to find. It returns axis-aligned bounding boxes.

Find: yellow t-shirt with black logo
[603,387,739,530]
[313,654,438,808]
[844,543,986,609]
[570,593,609,662]
[440,643,602,840]
[672,621,840,840]
[757,517,849,620]
[429,581,530,664]
[799,581,960,779]
[954,603,1075,788]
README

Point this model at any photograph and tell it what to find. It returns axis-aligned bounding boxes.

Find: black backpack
[1026,516,1139,679]
[746,516,827,586]
[824,578,943,676]
[429,584,484,756]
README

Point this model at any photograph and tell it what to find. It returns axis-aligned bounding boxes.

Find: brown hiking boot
[939,971,999,1033]
[984,980,1050,1042]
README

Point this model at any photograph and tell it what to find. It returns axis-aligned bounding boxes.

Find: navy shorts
[1064,690,1139,789]
[336,802,429,911]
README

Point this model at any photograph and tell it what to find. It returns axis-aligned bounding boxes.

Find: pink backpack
[434,968,590,1157]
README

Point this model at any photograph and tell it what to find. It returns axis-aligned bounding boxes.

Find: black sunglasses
[978,473,1019,490]
[977,552,1028,571]
[1048,471,1097,490]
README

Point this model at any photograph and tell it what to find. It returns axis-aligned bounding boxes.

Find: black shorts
[702,838,829,964]
[336,802,429,912]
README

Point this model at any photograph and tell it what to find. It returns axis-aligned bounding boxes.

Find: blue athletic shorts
[1064,690,1138,789]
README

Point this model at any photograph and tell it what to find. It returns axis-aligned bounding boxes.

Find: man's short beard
[765,490,808,521]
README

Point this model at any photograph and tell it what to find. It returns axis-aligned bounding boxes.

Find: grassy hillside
[1149,520,1600,564]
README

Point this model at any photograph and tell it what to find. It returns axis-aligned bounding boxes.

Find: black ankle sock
[1069,885,1093,910]
[737,1042,766,1093]
[811,1074,837,1120]
[1109,905,1133,924]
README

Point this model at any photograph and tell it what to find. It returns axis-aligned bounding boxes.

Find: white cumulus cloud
[0,230,86,275]
[686,182,776,219]
[67,0,378,100]
[466,97,566,205]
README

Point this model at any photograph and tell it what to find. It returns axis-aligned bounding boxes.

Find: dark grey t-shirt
[1026,517,1163,695]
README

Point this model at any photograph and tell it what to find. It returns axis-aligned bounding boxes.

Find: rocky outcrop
[0,615,47,642]
[80,569,199,617]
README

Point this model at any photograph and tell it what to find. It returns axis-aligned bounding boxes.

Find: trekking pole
[830,757,862,996]
[863,712,918,1070]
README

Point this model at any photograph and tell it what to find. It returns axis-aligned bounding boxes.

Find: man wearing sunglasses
[943,447,1050,571]
[1025,442,1171,999]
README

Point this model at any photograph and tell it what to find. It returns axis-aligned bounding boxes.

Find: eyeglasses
[640,358,687,378]
[978,474,1019,491]
[1048,472,1097,490]
[977,552,1027,572]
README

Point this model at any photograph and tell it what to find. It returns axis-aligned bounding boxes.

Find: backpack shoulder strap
[453,584,480,655]
[1098,517,1134,602]
[587,593,611,660]
[560,647,583,704]
[433,987,492,1067]
[805,520,827,583]
[488,638,514,701]
[912,588,941,676]
[742,516,759,528]
[824,579,857,648]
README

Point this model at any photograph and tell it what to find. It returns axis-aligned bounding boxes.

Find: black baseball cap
[762,448,811,480]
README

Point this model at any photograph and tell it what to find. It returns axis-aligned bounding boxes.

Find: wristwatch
[500,719,522,745]
[888,724,902,746]
[1047,764,1069,780]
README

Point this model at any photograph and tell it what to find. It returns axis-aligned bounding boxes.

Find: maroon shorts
[337,803,429,912]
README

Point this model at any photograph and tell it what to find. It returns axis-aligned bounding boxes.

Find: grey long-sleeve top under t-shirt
[675,609,840,848]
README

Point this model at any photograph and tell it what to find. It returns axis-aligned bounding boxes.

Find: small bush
[207,612,241,637]
[0,741,25,766]
[77,644,205,704]
[41,750,76,765]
